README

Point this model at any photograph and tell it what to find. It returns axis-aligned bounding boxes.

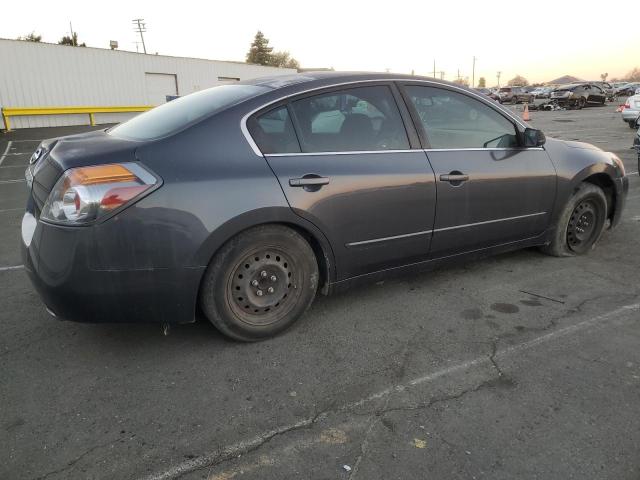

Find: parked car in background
[634,116,640,172]
[620,82,640,96]
[621,92,640,128]
[21,72,628,341]
[613,82,640,96]
[473,87,500,102]
[550,83,606,108]
[590,81,615,101]
[531,87,551,99]
[498,86,535,104]
[626,83,640,95]
[612,82,630,96]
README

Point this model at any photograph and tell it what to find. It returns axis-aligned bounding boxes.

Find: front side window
[289,85,410,152]
[405,86,519,149]
[249,106,300,154]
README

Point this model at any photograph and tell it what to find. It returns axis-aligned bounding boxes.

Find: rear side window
[406,86,518,149]
[249,106,301,154]
[109,84,268,140]
[289,85,410,153]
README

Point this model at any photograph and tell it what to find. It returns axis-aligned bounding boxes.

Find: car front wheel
[540,183,607,257]
[200,225,319,341]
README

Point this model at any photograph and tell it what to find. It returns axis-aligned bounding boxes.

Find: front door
[402,84,556,259]
[248,84,437,280]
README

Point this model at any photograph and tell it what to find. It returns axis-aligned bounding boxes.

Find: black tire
[200,225,319,341]
[577,97,586,109]
[629,121,637,129]
[540,183,607,257]
[511,96,518,105]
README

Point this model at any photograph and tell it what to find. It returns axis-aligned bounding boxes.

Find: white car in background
[622,92,640,128]
[531,87,552,99]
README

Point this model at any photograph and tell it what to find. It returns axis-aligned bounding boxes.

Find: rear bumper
[21,202,204,324]
[621,110,639,122]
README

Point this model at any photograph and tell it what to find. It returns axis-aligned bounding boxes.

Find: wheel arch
[569,164,619,224]
[193,207,336,296]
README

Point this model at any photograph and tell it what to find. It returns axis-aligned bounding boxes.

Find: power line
[132,18,147,54]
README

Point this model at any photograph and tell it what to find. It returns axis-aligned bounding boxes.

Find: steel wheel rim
[567,200,599,251]
[226,248,296,326]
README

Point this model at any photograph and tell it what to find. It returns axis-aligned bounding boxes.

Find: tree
[507,75,529,86]
[58,32,86,47]
[453,77,469,87]
[17,32,42,42]
[268,50,300,69]
[477,77,486,88]
[625,67,640,82]
[600,72,608,82]
[246,31,273,65]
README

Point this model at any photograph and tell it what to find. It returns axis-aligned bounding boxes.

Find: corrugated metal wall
[0,39,296,129]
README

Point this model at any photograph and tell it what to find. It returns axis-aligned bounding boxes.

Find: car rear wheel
[629,121,637,129]
[200,225,319,341]
[540,183,607,257]
[511,96,518,105]
[577,97,586,109]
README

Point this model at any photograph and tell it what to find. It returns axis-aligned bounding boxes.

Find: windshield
[499,88,511,92]
[108,84,269,140]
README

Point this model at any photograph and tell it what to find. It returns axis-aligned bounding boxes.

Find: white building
[0,39,296,129]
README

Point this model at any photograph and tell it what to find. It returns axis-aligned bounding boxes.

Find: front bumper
[21,198,204,324]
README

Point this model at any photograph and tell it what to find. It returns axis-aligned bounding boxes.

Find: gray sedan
[22,72,628,340]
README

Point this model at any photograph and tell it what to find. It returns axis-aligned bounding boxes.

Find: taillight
[40,162,158,225]
[624,103,630,109]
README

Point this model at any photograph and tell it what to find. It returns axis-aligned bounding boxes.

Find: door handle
[289,176,330,187]
[439,174,469,183]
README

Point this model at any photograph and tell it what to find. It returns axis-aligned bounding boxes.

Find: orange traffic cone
[522,103,531,121]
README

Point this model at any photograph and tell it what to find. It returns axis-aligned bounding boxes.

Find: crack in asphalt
[140,300,640,480]
[32,438,119,480]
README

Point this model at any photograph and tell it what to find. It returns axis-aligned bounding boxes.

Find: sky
[2,0,637,86]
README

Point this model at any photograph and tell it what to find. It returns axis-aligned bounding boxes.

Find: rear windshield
[499,88,511,92]
[108,84,269,140]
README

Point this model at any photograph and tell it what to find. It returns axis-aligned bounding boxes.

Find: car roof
[239,71,463,90]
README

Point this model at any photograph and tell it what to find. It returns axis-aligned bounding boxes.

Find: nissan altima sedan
[22,72,629,341]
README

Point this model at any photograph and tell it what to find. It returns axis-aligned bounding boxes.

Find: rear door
[248,83,437,280]
[400,83,556,259]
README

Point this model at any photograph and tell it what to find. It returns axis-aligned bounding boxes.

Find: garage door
[145,73,178,105]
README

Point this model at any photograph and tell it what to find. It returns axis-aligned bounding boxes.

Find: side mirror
[523,127,546,147]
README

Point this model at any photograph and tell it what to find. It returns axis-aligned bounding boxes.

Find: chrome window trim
[345,212,547,247]
[240,78,530,157]
[265,149,418,157]
[425,147,545,152]
[264,147,544,157]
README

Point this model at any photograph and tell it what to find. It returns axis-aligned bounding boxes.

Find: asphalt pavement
[1,105,639,480]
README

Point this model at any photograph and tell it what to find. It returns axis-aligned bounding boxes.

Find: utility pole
[433,59,436,78]
[439,71,445,80]
[497,71,502,88]
[472,56,476,87]
[132,18,147,54]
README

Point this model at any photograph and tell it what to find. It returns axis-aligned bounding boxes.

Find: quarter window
[249,106,301,154]
[406,86,518,149]
[289,86,410,152]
